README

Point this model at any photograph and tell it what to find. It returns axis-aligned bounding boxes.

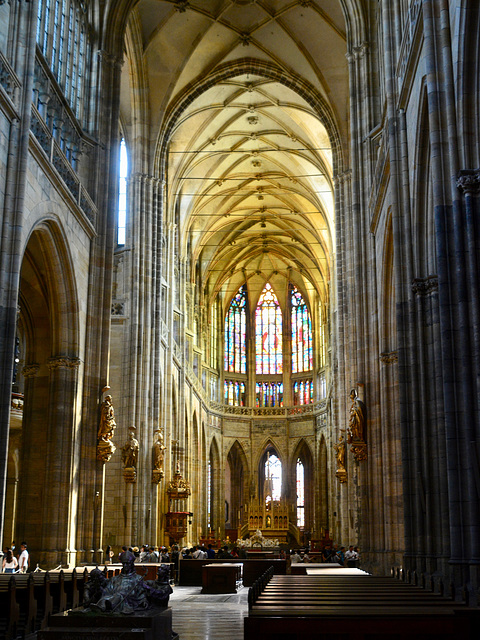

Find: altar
[240,499,289,543]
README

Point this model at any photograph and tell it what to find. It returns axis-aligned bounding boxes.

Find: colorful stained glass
[293,379,313,405]
[255,382,283,407]
[291,285,313,373]
[224,380,246,406]
[255,283,283,374]
[224,285,247,373]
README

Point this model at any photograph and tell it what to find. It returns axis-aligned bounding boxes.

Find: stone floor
[169,585,248,640]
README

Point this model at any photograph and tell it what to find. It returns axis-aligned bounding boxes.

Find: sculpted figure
[347,389,366,443]
[153,430,166,470]
[122,428,139,468]
[334,434,346,470]
[98,395,116,442]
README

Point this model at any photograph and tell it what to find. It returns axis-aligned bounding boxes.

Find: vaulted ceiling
[120,0,350,311]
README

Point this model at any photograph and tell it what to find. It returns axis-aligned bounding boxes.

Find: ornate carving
[380,351,398,364]
[412,276,438,296]
[456,169,480,194]
[22,364,40,378]
[174,0,190,11]
[167,463,191,499]
[97,392,117,463]
[111,301,125,316]
[240,33,252,46]
[47,356,82,369]
[123,466,137,483]
[350,442,368,462]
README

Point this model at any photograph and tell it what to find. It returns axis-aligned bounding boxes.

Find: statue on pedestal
[333,434,347,483]
[152,429,166,483]
[97,392,117,462]
[122,426,139,482]
[347,388,367,461]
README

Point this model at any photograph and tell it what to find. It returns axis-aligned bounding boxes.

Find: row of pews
[245,566,480,639]
[0,566,118,640]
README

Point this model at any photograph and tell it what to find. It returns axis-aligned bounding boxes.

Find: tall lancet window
[291,285,313,373]
[296,458,305,527]
[264,452,282,504]
[256,283,283,374]
[224,285,247,374]
[118,138,128,245]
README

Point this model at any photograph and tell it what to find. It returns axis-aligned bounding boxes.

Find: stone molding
[380,351,398,364]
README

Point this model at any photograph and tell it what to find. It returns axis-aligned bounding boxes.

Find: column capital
[457,169,480,195]
[47,356,82,370]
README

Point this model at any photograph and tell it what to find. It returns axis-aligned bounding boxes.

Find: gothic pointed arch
[13,218,81,566]
[226,440,249,531]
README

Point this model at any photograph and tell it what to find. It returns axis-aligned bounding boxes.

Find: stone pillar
[0,0,38,549]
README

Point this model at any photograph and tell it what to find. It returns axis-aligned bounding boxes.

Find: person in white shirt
[3,548,18,573]
[18,542,29,573]
[290,550,302,563]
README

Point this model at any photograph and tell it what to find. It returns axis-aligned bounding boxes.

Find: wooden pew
[0,576,20,640]
[245,572,480,639]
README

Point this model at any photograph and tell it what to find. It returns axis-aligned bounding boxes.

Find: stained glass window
[256,283,282,374]
[293,379,313,405]
[296,458,305,528]
[291,285,313,373]
[255,382,283,407]
[225,380,246,406]
[224,285,247,373]
[264,452,282,503]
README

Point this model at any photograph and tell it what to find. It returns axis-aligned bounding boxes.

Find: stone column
[0,0,38,549]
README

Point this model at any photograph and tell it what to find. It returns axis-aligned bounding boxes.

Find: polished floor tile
[169,586,248,639]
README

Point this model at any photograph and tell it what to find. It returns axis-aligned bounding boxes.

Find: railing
[0,50,21,110]
[208,400,326,417]
[30,104,96,227]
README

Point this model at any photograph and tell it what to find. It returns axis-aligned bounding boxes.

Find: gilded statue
[334,433,347,483]
[98,395,116,442]
[122,427,139,469]
[334,434,346,470]
[347,388,367,462]
[347,389,365,443]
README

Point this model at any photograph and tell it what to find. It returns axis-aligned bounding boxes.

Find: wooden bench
[245,572,480,639]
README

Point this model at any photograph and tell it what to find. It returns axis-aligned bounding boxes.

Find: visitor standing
[18,542,29,573]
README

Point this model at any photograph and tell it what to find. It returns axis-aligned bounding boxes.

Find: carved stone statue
[153,430,166,470]
[122,427,139,469]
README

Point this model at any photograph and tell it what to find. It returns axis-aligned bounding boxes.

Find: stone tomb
[37,606,174,640]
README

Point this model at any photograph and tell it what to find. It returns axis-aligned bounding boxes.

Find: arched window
[256,283,282,374]
[264,452,282,503]
[118,138,128,245]
[36,0,92,126]
[207,459,212,531]
[296,458,305,527]
[291,285,312,373]
[224,285,247,374]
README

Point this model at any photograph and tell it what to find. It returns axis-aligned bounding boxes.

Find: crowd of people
[1,541,29,573]
[290,543,360,567]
